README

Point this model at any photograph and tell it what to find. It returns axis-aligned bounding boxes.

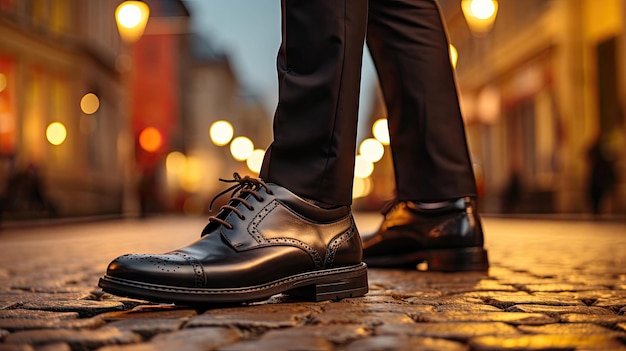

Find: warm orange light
[372,118,390,145]
[209,120,234,146]
[80,93,100,115]
[230,136,254,161]
[46,122,67,146]
[353,177,373,199]
[246,149,266,173]
[354,155,374,178]
[0,73,7,93]
[359,138,385,163]
[115,1,150,43]
[461,0,498,36]
[449,44,459,69]
[138,127,162,152]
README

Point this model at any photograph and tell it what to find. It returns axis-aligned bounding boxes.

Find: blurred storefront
[0,1,129,219]
[361,0,626,215]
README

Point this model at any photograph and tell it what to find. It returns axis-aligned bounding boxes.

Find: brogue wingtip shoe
[99,174,368,304]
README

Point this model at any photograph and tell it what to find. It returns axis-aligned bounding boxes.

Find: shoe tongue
[201,186,255,236]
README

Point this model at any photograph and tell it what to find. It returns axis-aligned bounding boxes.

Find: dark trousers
[260,0,477,206]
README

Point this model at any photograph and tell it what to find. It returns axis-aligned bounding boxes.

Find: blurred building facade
[0,0,129,219]
[362,0,626,215]
[0,0,271,222]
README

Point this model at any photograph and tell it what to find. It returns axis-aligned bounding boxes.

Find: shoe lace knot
[207,172,272,230]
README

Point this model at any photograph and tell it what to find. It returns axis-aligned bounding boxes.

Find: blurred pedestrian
[99,0,489,305]
[587,136,618,215]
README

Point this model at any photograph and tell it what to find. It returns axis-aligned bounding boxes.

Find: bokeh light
[166,151,187,174]
[449,44,458,69]
[179,155,202,193]
[469,0,497,20]
[372,118,390,145]
[0,73,7,93]
[138,127,162,152]
[246,149,266,173]
[80,93,100,115]
[46,122,67,146]
[230,136,254,161]
[354,155,374,178]
[116,2,144,28]
[209,120,234,146]
[353,177,373,199]
[359,138,385,163]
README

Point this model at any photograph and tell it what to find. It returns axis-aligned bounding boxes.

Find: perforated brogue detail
[248,200,279,243]
[324,226,356,268]
[120,254,184,273]
[246,199,325,268]
[172,252,205,287]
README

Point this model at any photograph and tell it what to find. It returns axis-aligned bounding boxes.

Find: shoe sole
[364,247,489,272]
[98,263,368,304]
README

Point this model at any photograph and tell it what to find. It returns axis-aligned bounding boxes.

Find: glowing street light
[461,0,498,36]
[372,118,390,145]
[209,120,234,146]
[359,138,385,163]
[115,1,150,44]
[46,122,67,146]
[246,149,266,173]
[230,136,254,161]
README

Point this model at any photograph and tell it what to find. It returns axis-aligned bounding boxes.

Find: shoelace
[208,173,272,230]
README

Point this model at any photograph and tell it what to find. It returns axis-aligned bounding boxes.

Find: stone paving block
[418,311,557,325]
[219,334,334,351]
[0,310,79,320]
[262,324,370,345]
[19,300,124,317]
[376,322,519,340]
[521,283,609,293]
[617,323,626,332]
[35,343,71,351]
[0,344,35,351]
[0,316,104,332]
[3,328,141,350]
[434,303,503,313]
[103,318,184,339]
[620,306,626,315]
[559,313,626,326]
[323,300,434,315]
[426,279,517,294]
[341,335,469,351]
[312,311,414,327]
[0,303,17,310]
[474,292,584,308]
[505,304,616,317]
[112,327,239,350]
[97,307,197,322]
[185,304,311,330]
[594,297,626,312]
[0,293,87,306]
[517,322,621,335]
[469,334,626,350]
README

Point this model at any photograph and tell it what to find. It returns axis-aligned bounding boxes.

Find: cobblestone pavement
[0,215,625,351]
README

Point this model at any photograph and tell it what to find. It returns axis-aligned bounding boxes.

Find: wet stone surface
[0,216,624,350]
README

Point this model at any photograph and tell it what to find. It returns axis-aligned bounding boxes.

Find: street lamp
[461,0,498,36]
[115,1,150,217]
[115,1,150,44]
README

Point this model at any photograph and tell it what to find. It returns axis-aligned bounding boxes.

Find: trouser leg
[367,0,477,201]
[259,0,368,206]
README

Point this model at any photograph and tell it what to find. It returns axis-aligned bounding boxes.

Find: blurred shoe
[99,173,367,304]
[362,197,489,272]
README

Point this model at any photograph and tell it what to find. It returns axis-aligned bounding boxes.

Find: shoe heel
[286,266,369,302]
[424,247,489,272]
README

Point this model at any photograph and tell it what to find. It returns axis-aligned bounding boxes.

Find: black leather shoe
[99,174,367,304]
[362,197,488,272]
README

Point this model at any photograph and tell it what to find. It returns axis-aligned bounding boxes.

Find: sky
[181,0,377,133]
